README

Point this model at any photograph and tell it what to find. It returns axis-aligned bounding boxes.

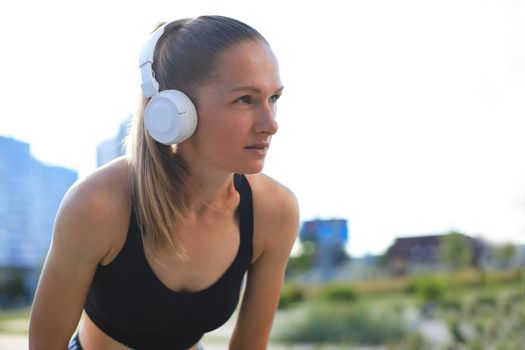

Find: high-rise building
[97,116,131,167]
[0,136,77,298]
[299,219,349,280]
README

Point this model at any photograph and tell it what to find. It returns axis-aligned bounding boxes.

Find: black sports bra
[84,174,253,350]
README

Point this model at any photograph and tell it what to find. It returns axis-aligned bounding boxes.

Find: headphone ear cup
[144,90,198,145]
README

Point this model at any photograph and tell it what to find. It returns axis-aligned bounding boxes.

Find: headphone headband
[138,22,172,98]
[138,20,198,145]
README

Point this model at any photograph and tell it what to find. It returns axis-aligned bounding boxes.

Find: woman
[29,15,299,350]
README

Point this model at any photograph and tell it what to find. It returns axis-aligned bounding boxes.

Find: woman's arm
[29,167,128,349]
[229,175,299,350]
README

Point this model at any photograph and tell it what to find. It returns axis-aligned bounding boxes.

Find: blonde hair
[125,16,266,259]
[126,96,194,260]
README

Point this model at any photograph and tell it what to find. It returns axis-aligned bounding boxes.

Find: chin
[235,162,265,175]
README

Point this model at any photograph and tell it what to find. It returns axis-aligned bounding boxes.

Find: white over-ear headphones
[138,22,198,145]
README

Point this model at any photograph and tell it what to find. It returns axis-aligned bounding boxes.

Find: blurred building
[515,244,525,266]
[385,233,487,274]
[97,116,131,167]
[299,219,349,281]
[0,136,77,301]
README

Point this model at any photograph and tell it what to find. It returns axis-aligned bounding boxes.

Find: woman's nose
[255,104,278,135]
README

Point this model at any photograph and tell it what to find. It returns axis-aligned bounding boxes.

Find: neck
[179,162,237,219]
[194,173,236,211]
[175,142,240,218]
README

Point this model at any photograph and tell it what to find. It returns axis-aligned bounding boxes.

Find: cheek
[194,102,251,150]
[196,115,243,150]
[198,108,245,135]
[199,117,233,139]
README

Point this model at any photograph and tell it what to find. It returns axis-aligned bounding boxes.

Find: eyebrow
[229,85,284,94]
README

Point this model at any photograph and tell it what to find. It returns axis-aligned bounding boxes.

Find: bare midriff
[78,313,199,350]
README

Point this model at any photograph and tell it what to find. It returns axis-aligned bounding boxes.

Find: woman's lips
[246,142,269,149]
[244,143,269,157]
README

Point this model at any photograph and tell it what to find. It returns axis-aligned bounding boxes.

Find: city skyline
[6,129,524,258]
[2,0,524,256]
[0,136,78,296]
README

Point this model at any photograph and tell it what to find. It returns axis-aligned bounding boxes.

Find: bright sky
[1,0,524,256]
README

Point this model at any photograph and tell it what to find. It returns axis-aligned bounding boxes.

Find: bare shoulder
[29,158,133,346]
[245,173,298,220]
[67,157,131,213]
[245,173,299,261]
[53,157,132,264]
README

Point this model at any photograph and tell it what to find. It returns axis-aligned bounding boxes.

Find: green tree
[439,231,474,269]
[285,242,316,277]
[0,268,26,302]
[491,242,516,269]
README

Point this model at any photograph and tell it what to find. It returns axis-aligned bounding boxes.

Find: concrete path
[0,334,27,350]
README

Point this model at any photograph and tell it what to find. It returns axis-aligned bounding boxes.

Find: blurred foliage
[395,331,428,350]
[446,315,466,344]
[285,242,316,277]
[351,276,410,294]
[439,231,474,268]
[0,307,31,334]
[317,283,359,302]
[278,283,305,309]
[0,307,30,322]
[490,242,517,269]
[405,275,446,304]
[281,268,523,308]
[0,268,26,305]
[277,266,525,347]
[275,300,406,345]
[434,284,525,349]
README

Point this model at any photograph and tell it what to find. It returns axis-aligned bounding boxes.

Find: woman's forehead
[212,41,281,91]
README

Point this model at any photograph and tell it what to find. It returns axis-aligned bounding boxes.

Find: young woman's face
[188,40,283,175]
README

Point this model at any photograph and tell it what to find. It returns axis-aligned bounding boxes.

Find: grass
[1,268,523,346]
[0,308,30,334]
[273,300,407,345]
[274,268,525,347]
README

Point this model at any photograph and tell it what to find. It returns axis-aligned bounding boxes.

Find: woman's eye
[269,94,281,103]
[236,95,252,104]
